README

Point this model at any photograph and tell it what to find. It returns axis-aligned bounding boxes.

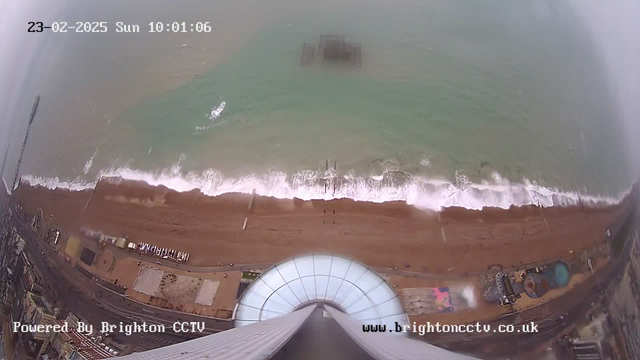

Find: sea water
[3,0,632,210]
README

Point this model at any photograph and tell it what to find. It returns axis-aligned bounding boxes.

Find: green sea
[5,0,633,209]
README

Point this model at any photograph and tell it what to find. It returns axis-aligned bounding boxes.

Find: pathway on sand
[13,179,630,274]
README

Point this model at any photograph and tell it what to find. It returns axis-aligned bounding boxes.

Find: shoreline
[12,178,633,274]
[19,169,630,212]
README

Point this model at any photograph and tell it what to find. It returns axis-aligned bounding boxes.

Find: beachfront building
[52,326,115,360]
[19,291,57,358]
[118,254,478,360]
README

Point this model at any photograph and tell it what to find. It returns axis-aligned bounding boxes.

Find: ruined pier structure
[300,34,361,68]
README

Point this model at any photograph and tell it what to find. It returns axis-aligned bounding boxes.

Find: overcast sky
[570,0,640,177]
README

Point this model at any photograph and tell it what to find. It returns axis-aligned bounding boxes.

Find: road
[110,237,569,282]
[427,196,638,358]
[6,184,638,356]
[10,228,172,352]
[11,219,233,352]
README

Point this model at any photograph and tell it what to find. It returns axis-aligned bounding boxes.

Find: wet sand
[13,178,631,274]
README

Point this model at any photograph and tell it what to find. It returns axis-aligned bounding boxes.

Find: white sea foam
[82,158,93,174]
[2,177,10,196]
[20,175,96,192]
[209,101,226,120]
[18,159,628,211]
[83,148,99,175]
[194,125,211,134]
[195,101,227,133]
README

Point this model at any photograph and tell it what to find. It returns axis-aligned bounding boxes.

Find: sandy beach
[12,178,631,275]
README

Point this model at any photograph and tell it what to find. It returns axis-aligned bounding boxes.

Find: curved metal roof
[234,254,409,330]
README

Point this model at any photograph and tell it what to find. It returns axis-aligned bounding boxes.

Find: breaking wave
[194,101,227,133]
[20,175,96,192]
[83,148,98,175]
[209,101,226,120]
[18,159,628,211]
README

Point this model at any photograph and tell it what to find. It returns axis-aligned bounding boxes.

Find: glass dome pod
[234,254,409,331]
